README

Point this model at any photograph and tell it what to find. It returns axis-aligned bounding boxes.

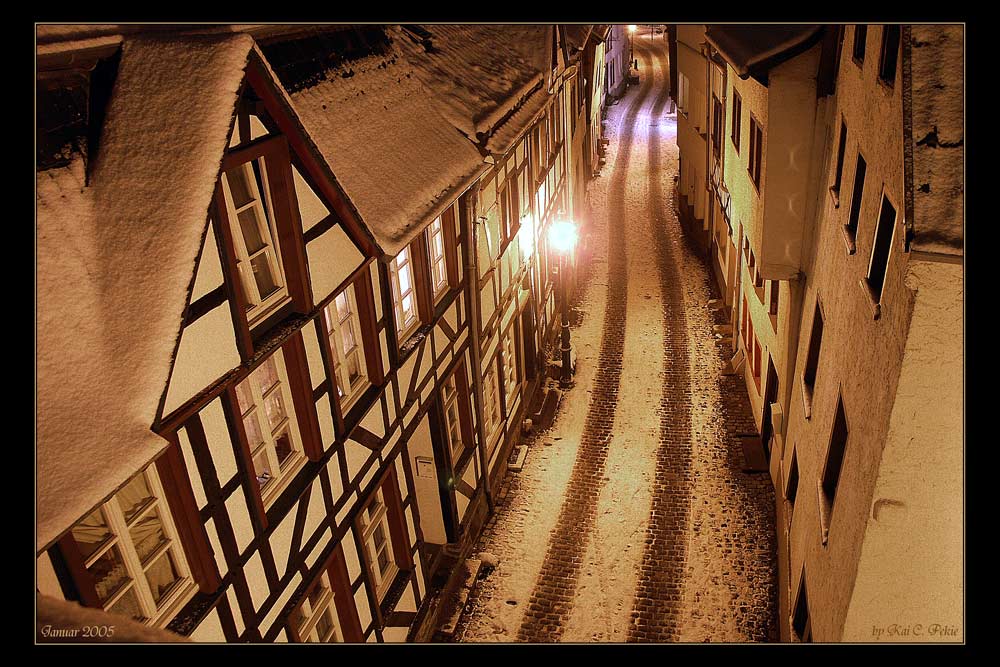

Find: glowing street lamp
[548,218,579,387]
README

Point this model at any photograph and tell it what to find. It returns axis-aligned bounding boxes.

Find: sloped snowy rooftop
[36,33,252,552]
[392,24,551,143]
[705,25,823,80]
[262,28,487,256]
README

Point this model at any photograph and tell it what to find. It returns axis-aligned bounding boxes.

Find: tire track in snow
[626,39,693,643]
[515,55,656,644]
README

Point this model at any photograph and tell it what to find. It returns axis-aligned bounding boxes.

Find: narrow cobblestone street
[454,36,777,643]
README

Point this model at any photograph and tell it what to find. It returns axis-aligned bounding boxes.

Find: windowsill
[261,453,308,510]
[858,278,882,320]
[877,75,896,94]
[817,481,832,546]
[800,377,813,420]
[828,186,840,209]
[768,312,778,330]
[852,55,865,68]
[150,578,200,630]
[841,225,857,255]
[378,568,412,622]
[747,167,761,197]
[397,322,426,360]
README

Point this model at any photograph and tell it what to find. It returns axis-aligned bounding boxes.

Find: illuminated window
[389,246,419,337]
[501,327,519,411]
[427,216,449,298]
[323,284,369,411]
[66,466,196,626]
[442,371,467,457]
[221,157,289,326]
[234,350,304,505]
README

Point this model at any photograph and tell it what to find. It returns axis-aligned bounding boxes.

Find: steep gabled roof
[705,25,824,84]
[261,27,487,257]
[36,33,253,552]
[393,24,551,150]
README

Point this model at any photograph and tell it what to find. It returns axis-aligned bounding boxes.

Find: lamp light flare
[628,25,637,33]
[548,219,579,254]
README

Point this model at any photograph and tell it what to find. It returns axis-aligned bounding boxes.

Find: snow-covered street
[452,36,778,643]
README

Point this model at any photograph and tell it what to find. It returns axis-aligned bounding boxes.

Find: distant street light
[628,25,637,69]
[548,219,579,387]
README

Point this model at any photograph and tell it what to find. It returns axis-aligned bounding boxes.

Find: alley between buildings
[453,36,778,643]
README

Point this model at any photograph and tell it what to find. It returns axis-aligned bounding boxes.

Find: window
[389,246,419,337]
[234,350,305,504]
[752,339,762,393]
[866,193,897,304]
[483,359,503,448]
[501,179,520,245]
[731,90,742,153]
[677,72,688,114]
[785,448,799,506]
[748,116,764,189]
[501,326,519,411]
[64,466,196,626]
[357,479,407,603]
[878,25,900,86]
[427,216,449,299]
[792,573,812,641]
[769,280,780,317]
[832,120,847,196]
[442,373,465,457]
[221,156,289,326]
[845,153,867,242]
[323,284,369,411]
[819,394,849,544]
[852,25,867,63]
[711,95,723,160]
[293,569,344,642]
[801,302,824,417]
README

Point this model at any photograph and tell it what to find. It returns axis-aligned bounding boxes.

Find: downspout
[703,40,715,256]
[462,180,495,515]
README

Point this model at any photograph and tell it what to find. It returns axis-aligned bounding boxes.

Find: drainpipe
[703,40,714,261]
[462,180,495,516]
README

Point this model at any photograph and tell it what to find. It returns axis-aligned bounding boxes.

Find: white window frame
[234,349,305,507]
[483,360,503,449]
[389,246,419,339]
[323,284,370,412]
[69,466,197,627]
[427,216,449,299]
[221,157,290,326]
[442,372,465,457]
[501,327,519,411]
[293,570,344,643]
[358,487,399,602]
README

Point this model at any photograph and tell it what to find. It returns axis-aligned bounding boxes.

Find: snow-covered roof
[392,25,551,144]
[705,25,824,82]
[562,25,593,53]
[262,28,487,256]
[36,33,253,552]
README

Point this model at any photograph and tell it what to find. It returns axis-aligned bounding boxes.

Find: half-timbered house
[37,23,601,643]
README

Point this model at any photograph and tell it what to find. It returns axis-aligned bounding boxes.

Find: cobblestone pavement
[454,36,777,644]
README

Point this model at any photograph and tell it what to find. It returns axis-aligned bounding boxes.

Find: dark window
[833,121,847,194]
[748,117,764,189]
[769,280,780,316]
[793,574,812,641]
[786,448,799,505]
[712,95,723,159]
[803,302,824,400]
[878,25,900,86]
[822,395,849,508]
[846,153,867,237]
[731,90,742,153]
[866,194,897,303]
[852,25,867,63]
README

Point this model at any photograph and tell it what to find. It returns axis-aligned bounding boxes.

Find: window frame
[877,24,901,87]
[748,115,764,192]
[287,545,363,643]
[818,392,850,545]
[389,244,421,341]
[864,188,898,306]
[215,134,311,344]
[426,215,450,301]
[356,468,412,606]
[730,89,742,153]
[322,281,371,414]
[800,300,824,419]
[56,464,200,628]
[852,24,867,65]
[482,356,504,453]
[441,359,475,462]
[843,150,868,253]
